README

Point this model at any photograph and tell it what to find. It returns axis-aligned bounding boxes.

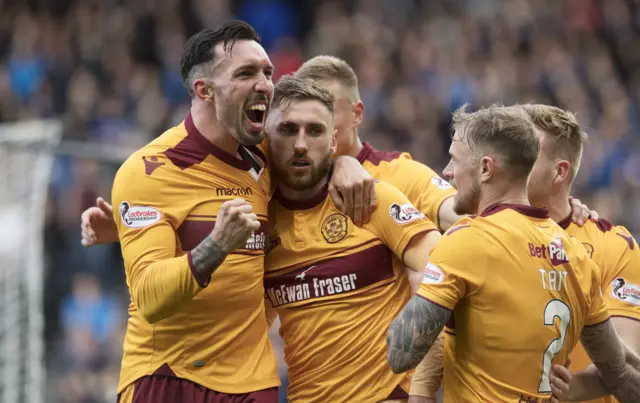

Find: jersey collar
[184,113,266,171]
[480,203,550,219]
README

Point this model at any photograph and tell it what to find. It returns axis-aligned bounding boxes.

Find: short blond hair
[519,104,587,181]
[294,55,360,100]
[272,75,335,114]
[452,104,539,179]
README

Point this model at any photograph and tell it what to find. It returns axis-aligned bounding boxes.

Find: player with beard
[109,21,376,403]
[263,75,443,402]
[387,105,640,402]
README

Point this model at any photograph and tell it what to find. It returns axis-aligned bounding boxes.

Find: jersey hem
[584,316,611,327]
[118,371,281,395]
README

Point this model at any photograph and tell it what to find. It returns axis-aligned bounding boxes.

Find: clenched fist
[210,199,260,254]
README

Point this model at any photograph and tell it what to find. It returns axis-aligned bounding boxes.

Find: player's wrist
[209,231,232,256]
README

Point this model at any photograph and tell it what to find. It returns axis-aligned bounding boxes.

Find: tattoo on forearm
[581,321,640,402]
[386,296,451,373]
[190,236,227,284]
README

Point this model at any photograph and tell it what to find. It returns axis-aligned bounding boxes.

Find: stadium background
[1,0,639,402]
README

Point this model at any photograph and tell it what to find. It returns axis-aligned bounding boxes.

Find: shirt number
[538,299,571,393]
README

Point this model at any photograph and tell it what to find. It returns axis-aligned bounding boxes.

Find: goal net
[0,120,62,403]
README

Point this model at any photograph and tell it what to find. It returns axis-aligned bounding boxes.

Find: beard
[453,177,481,215]
[272,153,334,192]
[215,93,265,147]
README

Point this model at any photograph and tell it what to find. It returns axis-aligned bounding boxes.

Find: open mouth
[245,103,267,127]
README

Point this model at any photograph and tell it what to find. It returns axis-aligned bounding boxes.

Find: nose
[293,132,308,155]
[254,73,273,96]
[442,160,453,180]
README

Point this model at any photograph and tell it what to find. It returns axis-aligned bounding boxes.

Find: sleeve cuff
[187,252,211,288]
[399,227,439,262]
[416,292,456,312]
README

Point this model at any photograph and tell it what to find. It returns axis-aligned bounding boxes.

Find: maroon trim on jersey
[595,218,614,232]
[272,184,328,210]
[178,219,268,252]
[415,294,454,312]
[356,142,403,166]
[164,113,253,171]
[386,384,409,399]
[480,203,549,219]
[130,376,278,403]
[557,213,572,229]
[152,363,177,377]
[264,244,395,307]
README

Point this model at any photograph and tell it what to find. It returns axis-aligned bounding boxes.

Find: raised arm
[386,295,452,374]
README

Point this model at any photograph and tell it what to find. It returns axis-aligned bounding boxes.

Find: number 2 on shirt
[538,299,571,393]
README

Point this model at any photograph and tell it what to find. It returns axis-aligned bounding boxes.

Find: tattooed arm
[578,319,640,403]
[387,295,452,373]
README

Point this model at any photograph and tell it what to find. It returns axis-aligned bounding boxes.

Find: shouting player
[110,21,375,403]
[518,105,640,402]
[263,75,443,402]
[387,105,640,402]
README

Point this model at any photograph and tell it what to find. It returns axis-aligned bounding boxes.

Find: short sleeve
[363,181,438,259]
[416,222,487,311]
[396,158,456,229]
[583,257,611,326]
[112,154,200,286]
[601,226,640,319]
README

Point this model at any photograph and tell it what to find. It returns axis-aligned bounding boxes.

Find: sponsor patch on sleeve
[389,202,425,224]
[119,201,162,228]
[431,176,453,189]
[611,277,640,306]
[422,263,444,284]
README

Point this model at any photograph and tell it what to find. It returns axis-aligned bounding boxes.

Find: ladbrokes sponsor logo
[422,263,444,284]
[119,201,162,228]
[216,187,252,197]
[611,277,640,306]
[528,236,569,266]
[389,202,424,225]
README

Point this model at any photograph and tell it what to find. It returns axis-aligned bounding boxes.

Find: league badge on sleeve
[422,263,444,284]
[119,201,162,228]
[611,277,640,306]
[389,203,424,225]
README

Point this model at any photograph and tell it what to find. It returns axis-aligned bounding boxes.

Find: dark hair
[180,20,260,95]
[272,75,335,115]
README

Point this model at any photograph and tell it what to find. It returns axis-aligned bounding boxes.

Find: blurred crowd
[1,0,639,402]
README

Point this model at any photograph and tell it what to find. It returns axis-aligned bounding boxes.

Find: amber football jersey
[264,180,438,403]
[112,113,279,394]
[560,217,640,403]
[357,142,456,229]
[417,204,610,403]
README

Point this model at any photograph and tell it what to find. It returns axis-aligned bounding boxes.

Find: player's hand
[549,360,572,403]
[408,396,436,403]
[210,198,260,254]
[81,197,118,247]
[329,156,378,226]
[569,197,599,227]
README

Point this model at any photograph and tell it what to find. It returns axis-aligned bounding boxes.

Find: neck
[278,173,330,201]
[347,133,364,157]
[545,187,572,223]
[477,182,531,215]
[191,102,239,155]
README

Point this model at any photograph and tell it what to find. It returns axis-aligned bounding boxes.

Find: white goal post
[0,119,62,403]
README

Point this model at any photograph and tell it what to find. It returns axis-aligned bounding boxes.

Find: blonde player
[387,105,640,402]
